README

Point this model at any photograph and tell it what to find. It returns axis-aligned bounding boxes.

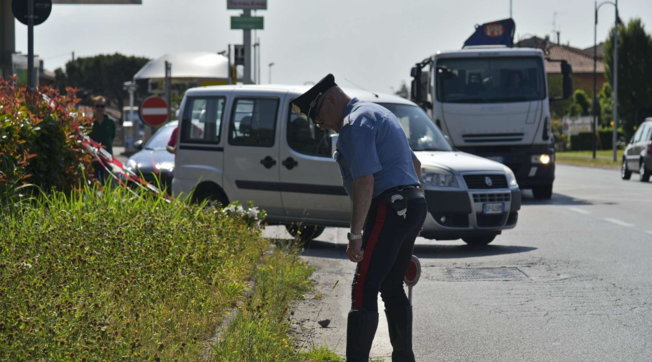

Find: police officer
[293,74,427,362]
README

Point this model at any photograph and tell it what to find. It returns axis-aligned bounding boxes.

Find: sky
[14,0,652,95]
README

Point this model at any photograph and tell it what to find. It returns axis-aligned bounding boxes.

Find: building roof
[516,36,605,74]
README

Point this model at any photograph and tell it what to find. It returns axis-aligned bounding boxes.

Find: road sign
[139,96,168,127]
[231,16,264,30]
[404,255,421,287]
[227,0,266,10]
[12,0,52,26]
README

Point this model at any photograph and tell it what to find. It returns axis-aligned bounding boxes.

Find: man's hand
[347,238,364,263]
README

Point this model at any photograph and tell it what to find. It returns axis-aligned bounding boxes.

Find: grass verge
[556,150,624,169]
[0,184,336,360]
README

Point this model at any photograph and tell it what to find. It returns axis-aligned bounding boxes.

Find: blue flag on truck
[463,18,515,47]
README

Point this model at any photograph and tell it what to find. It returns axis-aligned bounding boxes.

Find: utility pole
[611,0,619,162]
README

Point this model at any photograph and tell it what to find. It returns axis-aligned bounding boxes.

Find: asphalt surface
[267,164,652,361]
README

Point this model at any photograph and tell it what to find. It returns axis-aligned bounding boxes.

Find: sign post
[139,96,169,127]
[12,0,52,90]
[227,0,266,85]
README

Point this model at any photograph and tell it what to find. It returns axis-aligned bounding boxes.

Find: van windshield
[379,103,452,152]
[436,56,546,103]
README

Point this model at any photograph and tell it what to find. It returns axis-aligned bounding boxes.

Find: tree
[603,18,652,139]
[565,89,592,117]
[54,53,150,113]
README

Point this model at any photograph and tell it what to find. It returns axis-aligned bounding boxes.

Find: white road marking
[604,218,635,228]
[568,207,590,215]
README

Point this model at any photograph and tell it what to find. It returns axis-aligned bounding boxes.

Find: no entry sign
[140,96,168,127]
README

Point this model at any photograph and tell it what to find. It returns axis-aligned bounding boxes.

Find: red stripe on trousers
[353,203,388,310]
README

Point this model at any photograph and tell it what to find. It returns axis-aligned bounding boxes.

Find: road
[265,164,652,361]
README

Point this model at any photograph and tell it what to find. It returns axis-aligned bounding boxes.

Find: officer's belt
[373,184,424,204]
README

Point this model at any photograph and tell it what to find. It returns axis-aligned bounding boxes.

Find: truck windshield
[436,56,545,103]
[379,103,452,152]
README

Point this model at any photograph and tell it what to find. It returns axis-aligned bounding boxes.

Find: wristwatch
[347,232,362,241]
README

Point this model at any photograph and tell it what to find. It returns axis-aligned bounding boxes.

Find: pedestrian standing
[88,95,115,183]
[293,74,427,362]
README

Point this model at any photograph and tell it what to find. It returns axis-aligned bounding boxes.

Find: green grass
[0,184,333,360]
[556,149,624,169]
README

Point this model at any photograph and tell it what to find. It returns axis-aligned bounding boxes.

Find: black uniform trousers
[351,189,427,312]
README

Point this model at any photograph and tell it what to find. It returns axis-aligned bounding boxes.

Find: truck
[410,18,573,199]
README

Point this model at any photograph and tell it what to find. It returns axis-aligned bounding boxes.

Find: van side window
[287,108,333,157]
[181,97,224,144]
[228,98,278,147]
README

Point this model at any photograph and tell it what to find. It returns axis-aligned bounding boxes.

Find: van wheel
[462,234,496,246]
[639,161,651,182]
[285,224,325,245]
[532,184,553,199]
[621,158,632,180]
[192,185,229,208]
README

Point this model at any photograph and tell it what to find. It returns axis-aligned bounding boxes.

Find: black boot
[346,310,379,362]
[385,305,415,362]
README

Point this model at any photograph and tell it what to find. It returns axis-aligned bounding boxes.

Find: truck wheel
[532,184,553,199]
[285,224,325,246]
[621,158,632,180]
[639,161,650,182]
[462,234,496,246]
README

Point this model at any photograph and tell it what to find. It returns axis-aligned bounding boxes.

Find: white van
[172,84,521,245]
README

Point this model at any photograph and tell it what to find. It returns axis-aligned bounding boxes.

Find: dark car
[126,121,177,192]
[622,118,652,182]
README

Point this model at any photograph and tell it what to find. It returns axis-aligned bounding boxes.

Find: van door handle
[282,157,298,170]
[260,156,277,169]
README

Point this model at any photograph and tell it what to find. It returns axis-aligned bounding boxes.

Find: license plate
[483,202,504,214]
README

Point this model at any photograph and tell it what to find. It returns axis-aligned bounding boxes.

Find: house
[516,36,607,99]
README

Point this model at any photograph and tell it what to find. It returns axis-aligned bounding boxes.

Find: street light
[593,0,619,161]
[268,62,275,84]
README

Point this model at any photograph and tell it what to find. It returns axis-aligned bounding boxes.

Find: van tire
[192,183,229,208]
[285,224,325,245]
[462,234,496,246]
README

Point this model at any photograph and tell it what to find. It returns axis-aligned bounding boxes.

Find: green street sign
[231,16,264,30]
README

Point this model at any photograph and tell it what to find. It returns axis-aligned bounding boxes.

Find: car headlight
[126,159,138,171]
[531,153,553,165]
[503,166,518,188]
[421,167,459,188]
[155,161,175,172]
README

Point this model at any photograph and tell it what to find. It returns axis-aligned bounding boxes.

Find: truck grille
[472,192,511,203]
[464,174,508,189]
[462,133,524,143]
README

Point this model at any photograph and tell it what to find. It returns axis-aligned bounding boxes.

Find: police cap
[291,73,337,122]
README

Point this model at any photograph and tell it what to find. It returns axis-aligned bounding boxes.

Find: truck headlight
[421,168,459,188]
[531,154,553,165]
[503,166,518,188]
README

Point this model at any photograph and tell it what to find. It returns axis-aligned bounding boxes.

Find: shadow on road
[412,243,537,259]
[270,238,536,261]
